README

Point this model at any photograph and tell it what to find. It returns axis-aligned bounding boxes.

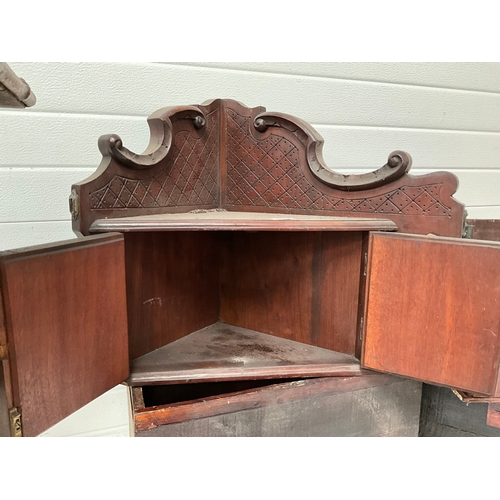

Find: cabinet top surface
[90,210,398,233]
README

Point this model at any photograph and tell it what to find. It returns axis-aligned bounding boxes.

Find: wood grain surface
[0,234,129,436]
[220,231,363,354]
[124,232,220,360]
[90,212,397,233]
[362,232,500,396]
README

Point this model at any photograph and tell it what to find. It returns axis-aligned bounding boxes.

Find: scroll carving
[90,107,220,210]
[72,99,464,237]
[98,106,206,169]
[254,112,412,191]
[226,108,450,216]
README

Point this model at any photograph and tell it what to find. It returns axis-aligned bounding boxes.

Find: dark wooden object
[3,98,498,437]
[0,63,36,108]
[124,232,220,360]
[72,100,464,238]
[469,219,500,241]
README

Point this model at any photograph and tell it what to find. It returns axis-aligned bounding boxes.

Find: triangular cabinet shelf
[127,322,364,386]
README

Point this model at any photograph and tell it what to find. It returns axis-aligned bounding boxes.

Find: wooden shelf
[127,322,364,386]
[90,210,398,233]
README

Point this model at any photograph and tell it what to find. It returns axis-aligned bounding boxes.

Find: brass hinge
[69,189,80,221]
[359,316,364,342]
[462,210,474,239]
[9,407,22,437]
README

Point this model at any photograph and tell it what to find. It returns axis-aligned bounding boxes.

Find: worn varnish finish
[0,234,129,436]
[363,232,500,396]
[220,232,363,355]
[134,375,422,436]
[90,211,397,233]
[124,232,220,360]
[72,99,464,238]
[128,322,363,386]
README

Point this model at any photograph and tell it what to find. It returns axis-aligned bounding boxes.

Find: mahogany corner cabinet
[1,99,499,437]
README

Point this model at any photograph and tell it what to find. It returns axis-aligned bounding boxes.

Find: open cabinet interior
[122,222,387,386]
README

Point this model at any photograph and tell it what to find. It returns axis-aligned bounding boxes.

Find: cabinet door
[0,234,129,436]
[361,232,500,397]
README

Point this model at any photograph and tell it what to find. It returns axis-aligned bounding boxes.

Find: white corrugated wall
[1,62,499,436]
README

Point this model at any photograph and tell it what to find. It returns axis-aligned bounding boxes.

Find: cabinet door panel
[0,234,128,436]
[362,232,500,396]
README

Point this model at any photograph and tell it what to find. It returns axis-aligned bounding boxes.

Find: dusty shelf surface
[128,322,364,386]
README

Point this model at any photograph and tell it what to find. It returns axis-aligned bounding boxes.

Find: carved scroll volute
[254,112,412,191]
[98,105,206,169]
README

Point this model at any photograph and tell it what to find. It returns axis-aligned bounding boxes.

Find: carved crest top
[72,99,464,237]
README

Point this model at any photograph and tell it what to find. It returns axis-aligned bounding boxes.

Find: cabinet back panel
[219,232,363,354]
[125,232,220,360]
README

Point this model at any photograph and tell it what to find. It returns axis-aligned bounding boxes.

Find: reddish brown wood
[72,99,221,236]
[220,232,363,354]
[124,232,220,360]
[254,111,412,191]
[128,322,363,386]
[0,234,129,436]
[133,372,397,431]
[469,219,500,242]
[72,99,465,238]
[222,100,464,237]
[90,212,398,233]
[486,403,500,428]
[362,232,500,396]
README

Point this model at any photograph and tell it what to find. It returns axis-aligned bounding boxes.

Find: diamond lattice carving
[90,109,219,210]
[225,108,451,217]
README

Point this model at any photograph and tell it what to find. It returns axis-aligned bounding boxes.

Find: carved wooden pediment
[72,99,464,237]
